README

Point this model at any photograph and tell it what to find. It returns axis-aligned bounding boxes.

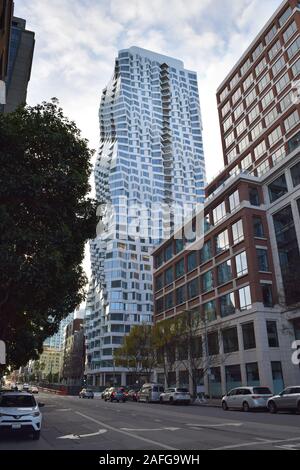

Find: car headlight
[31,412,40,417]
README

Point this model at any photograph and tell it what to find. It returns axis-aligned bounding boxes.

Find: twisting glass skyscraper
[85,47,206,387]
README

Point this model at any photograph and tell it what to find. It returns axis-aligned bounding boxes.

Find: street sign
[0,341,6,365]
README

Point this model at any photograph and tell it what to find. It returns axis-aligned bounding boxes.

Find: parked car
[160,387,191,405]
[30,386,39,394]
[0,391,44,440]
[127,389,139,401]
[222,386,273,412]
[105,387,126,402]
[267,386,300,414]
[79,388,94,399]
[138,383,165,403]
[101,388,110,399]
[22,384,30,392]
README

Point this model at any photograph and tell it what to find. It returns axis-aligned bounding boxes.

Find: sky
[14,0,283,277]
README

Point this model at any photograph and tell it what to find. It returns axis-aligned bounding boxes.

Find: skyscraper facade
[85,47,206,387]
[3,16,34,113]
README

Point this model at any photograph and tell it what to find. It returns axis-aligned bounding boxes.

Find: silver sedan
[267,386,300,414]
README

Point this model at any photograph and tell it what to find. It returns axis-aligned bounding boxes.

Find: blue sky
[15,0,283,182]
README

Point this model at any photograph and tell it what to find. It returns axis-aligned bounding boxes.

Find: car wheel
[222,401,228,411]
[32,431,40,441]
[160,397,163,404]
[169,398,174,405]
[243,402,250,412]
[268,401,277,414]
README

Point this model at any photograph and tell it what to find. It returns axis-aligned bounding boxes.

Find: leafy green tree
[114,324,157,383]
[0,100,97,369]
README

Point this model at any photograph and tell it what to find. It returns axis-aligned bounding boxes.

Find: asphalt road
[0,392,300,450]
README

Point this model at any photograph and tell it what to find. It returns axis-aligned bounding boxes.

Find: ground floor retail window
[246,362,260,387]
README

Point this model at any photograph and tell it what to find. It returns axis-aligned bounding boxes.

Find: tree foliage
[0,100,97,368]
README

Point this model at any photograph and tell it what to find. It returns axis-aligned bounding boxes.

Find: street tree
[0,100,97,369]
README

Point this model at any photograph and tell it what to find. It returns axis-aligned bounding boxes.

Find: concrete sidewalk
[193,398,222,407]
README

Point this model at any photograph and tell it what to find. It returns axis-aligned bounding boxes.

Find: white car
[0,392,44,439]
[222,386,273,412]
[160,387,191,405]
[30,386,39,394]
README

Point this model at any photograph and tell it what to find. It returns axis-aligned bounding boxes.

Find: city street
[0,392,300,450]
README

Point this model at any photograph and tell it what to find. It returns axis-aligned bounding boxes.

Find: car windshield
[0,395,36,408]
[253,387,271,394]
[176,388,189,393]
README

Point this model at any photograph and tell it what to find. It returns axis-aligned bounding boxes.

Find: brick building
[152,0,300,397]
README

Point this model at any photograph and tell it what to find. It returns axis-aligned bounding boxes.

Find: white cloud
[14,0,283,277]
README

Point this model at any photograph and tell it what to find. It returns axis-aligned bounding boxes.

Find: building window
[213,201,227,224]
[175,238,184,254]
[217,260,232,285]
[273,205,300,304]
[279,6,292,27]
[254,140,266,159]
[207,332,219,356]
[176,286,186,305]
[175,259,184,279]
[284,110,299,132]
[165,292,174,310]
[241,153,252,171]
[155,251,164,268]
[291,161,300,187]
[187,252,197,272]
[249,187,260,206]
[223,327,239,353]
[267,321,279,348]
[242,322,256,350]
[265,25,277,45]
[257,159,270,177]
[215,229,229,254]
[261,89,274,110]
[257,248,269,272]
[246,363,260,385]
[165,266,174,285]
[156,297,164,313]
[232,219,244,244]
[272,56,285,77]
[200,240,212,263]
[164,243,173,262]
[283,21,297,43]
[235,251,248,277]
[268,39,281,61]
[225,365,242,388]
[268,125,282,147]
[239,285,252,311]
[268,174,288,203]
[229,190,240,212]
[292,58,300,78]
[187,278,199,300]
[287,36,300,60]
[262,284,273,307]
[202,270,214,293]
[220,293,236,318]
[275,72,289,94]
[203,300,217,322]
[156,274,164,291]
[253,216,265,237]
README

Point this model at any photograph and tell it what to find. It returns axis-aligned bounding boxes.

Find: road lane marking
[186,423,243,428]
[57,408,72,412]
[211,436,300,450]
[120,427,180,432]
[58,429,107,440]
[58,430,106,440]
[75,411,177,450]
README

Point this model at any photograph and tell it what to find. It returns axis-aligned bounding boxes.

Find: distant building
[43,312,74,350]
[3,15,34,113]
[61,319,85,386]
[0,0,13,105]
[37,347,62,380]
